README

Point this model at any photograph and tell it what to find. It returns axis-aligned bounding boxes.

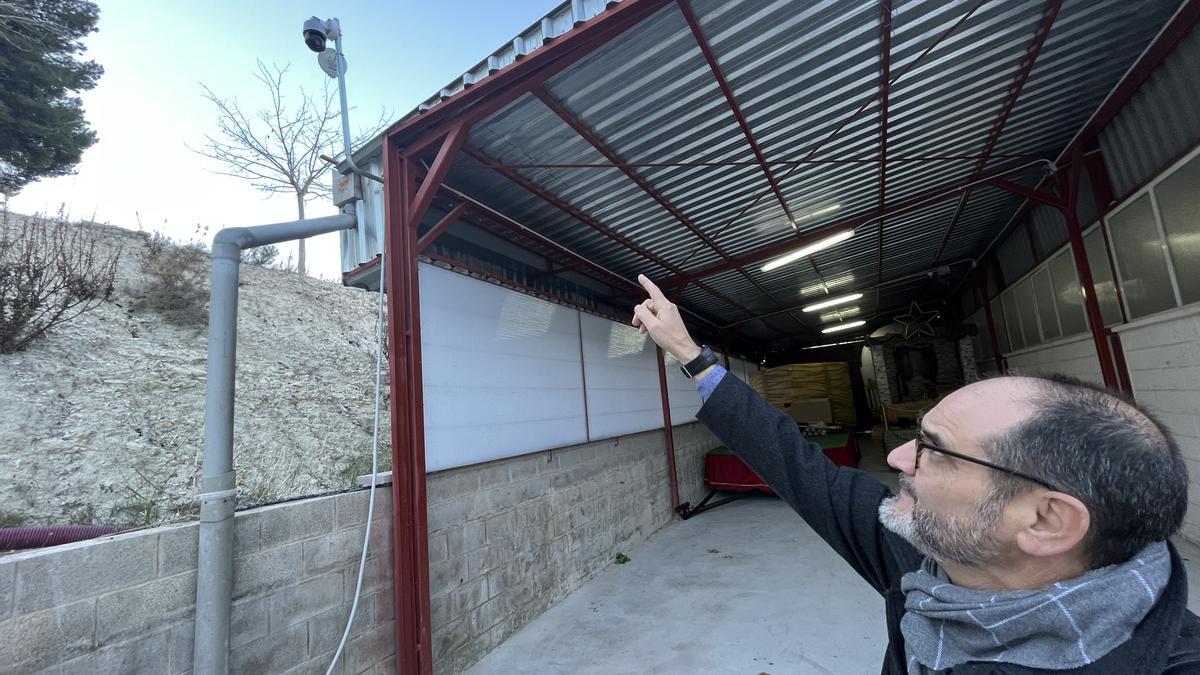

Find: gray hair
[983,374,1187,568]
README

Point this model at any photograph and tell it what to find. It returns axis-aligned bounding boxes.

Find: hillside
[0,214,388,526]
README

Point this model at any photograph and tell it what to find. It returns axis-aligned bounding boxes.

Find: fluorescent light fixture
[821,320,866,334]
[819,306,860,323]
[791,204,840,226]
[802,292,864,312]
[803,338,864,350]
[761,230,854,272]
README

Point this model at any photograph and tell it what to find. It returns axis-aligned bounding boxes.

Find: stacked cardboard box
[749,362,856,425]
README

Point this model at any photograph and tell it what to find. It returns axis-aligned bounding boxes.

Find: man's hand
[632,274,702,363]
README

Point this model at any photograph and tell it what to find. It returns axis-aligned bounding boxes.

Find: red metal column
[1059,146,1119,390]
[875,0,892,285]
[977,269,1004,372]
[655,346,681,514]
[385,143,433,674]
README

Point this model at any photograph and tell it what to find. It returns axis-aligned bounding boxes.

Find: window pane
[1108,195,1176,318]
[1014,278,1041,347]
[1002,291,1025,351]
[1083,228,1123,326]
[990,299,1011,355]
[1031,268,1060,340]
[1049,251,1088,336]
[1155,154,1200,304]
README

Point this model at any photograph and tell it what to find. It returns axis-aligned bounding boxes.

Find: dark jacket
[696,373,1200,674]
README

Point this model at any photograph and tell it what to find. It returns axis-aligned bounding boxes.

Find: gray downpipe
[193,211,357,675]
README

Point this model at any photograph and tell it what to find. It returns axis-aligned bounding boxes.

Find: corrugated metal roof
[353,0,1186,350]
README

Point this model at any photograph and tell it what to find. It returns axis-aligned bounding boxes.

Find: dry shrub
[132,231,210,328]
[0,213,120,353]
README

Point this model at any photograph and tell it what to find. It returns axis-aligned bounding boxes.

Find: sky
[10,0,564,280]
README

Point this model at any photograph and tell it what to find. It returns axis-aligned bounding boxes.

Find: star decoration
[894,301,939,339]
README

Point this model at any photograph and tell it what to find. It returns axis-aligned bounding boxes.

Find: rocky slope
[0,215,389,525]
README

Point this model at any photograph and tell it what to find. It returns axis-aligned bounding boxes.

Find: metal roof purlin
[930,0,1063,265]
[875,0,893,286]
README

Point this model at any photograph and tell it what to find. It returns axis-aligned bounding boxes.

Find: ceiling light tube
[791,203,840,226]
[761,229,854,272]
[821,320,866,334]
[802,292,864,312]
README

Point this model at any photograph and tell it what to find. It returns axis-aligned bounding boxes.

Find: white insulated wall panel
[419,264,587,471]
[579,314,662,440]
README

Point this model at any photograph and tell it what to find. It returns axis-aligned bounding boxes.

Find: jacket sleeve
[696,373,913,594]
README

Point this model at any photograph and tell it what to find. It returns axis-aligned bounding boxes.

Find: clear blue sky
[11,0,563,279]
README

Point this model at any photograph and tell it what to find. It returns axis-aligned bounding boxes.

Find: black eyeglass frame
[915,434,1063,493]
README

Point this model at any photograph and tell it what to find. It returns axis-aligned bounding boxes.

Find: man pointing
[632,274,1200,674]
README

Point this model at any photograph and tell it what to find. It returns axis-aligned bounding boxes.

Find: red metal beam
[385,147,433,674]
[1060,145,1119,390]
[531,86,801,324]
[930,0,1061,266]
[875,0,893,285]
[666,161,1043,288]
[987,177,1063,208]
[656,346,681,513]
[416,201,470,253]
[454,153,1041,171]
[407,122,470,226]
[677,0,797,225]
[392,0,677,156]
[680,0,991,270]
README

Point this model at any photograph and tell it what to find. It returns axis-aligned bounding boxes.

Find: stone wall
[0,489,396,674]
[424,421,720,674]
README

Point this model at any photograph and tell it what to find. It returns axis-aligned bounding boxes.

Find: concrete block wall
[424,421,720,674]
[0,489,396,675]
[1004,334,1103,385]
[1115,306,1200,543]
[958,337,979,383]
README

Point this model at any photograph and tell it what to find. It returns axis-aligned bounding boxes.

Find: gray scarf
[901,541,1171,673]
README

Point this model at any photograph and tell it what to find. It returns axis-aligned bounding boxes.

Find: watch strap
[680,345,719,378]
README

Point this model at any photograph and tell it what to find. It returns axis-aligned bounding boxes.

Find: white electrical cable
[327,252,387,674]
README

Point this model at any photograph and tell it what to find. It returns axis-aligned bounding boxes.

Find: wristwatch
[680,345,720,379]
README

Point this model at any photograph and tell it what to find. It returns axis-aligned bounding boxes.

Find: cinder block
[229,594,270,648]
[428,531,449,564]
[0,559,13,621]
[355,554,393,597]
[426,497,472,533]
[374,655,398,674]
[233,541,304,600]
[428,470,481,504]
[368,520,392,559]
[475,464,509,489]
[507,455,540,481]
[14,533,157,614]
[344,620,394,675]
[429,556,467,594]
[230,621,307,673]
[306,603,370,659]
[449,576,487,616]
[96,571,196,644]
[168,618,195,675]
[279,651,345,675]
[430,591,452,631]
[0,599,96,671]
[60,627,170,675]
[431,617,471,663]
[158,523,199,577]
[484,511,515,541]
[303,526,366,576]
[254,497,337,550]
[335,489,391,530]
[270,574,344,630]
[371,589,394,623]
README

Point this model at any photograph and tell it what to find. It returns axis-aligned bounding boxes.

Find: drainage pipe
[0,525,129,549]
[193,210,357,675]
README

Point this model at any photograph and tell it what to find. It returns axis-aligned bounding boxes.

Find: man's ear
[1014,492,1090,558]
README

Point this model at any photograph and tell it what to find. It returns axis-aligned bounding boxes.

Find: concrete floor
[465,433,1200,675]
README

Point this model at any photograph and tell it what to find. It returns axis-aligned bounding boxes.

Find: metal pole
[194,212,356,675]
[977,271,1003,372]
[655,347,681,513]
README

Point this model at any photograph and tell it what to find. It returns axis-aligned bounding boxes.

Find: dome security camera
[303,16,327,53]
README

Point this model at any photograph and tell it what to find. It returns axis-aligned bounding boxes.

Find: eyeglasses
[915,432,1062,493]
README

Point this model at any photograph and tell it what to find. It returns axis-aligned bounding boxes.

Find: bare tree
[193,61,387,275]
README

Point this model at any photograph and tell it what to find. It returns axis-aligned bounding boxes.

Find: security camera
[303,17,327,53]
